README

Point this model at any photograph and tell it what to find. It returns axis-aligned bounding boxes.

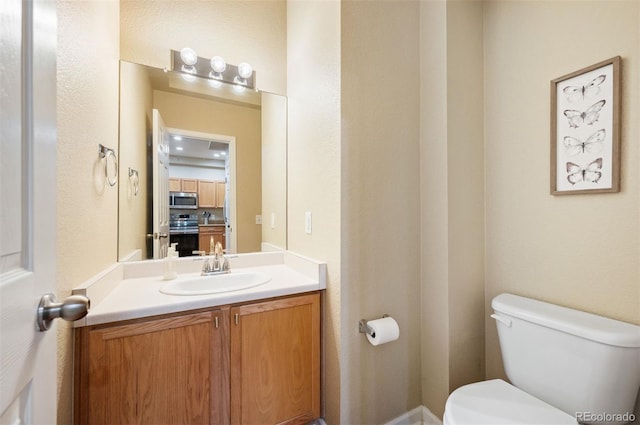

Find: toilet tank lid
[492,293,640,348]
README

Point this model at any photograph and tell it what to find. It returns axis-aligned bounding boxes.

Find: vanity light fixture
[210,56,226,79]
[179,47,198,75]
[171,49,255,89]
[235,62,253,85]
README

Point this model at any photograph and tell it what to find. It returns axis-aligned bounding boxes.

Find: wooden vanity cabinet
[74,292,321,425]
[230,293,321,425]
[74,308,230,425]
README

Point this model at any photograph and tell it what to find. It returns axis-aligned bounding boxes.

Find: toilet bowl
[443,379,577,425]
[443,294,640,425]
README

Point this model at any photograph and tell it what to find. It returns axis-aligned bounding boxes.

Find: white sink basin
[159,271,271,296]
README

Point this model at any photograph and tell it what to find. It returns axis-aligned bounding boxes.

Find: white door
[152,109,170,259]
[224,159,232,253]
[0,0,58,423]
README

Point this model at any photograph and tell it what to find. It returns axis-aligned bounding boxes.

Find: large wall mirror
[118,61,287,262]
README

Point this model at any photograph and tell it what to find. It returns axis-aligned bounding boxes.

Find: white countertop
[74,251,326,327]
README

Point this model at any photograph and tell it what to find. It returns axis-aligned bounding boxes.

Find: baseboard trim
[385,406,443,425]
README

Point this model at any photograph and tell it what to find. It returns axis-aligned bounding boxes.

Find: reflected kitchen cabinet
[199,225,225,253]
[169,178,198,193]
[198,180,226,208]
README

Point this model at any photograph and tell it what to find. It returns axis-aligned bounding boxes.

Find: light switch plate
[255,215,262,225]
[304,211,312,234]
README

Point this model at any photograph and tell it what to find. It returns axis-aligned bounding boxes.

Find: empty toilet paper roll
[366,316,400,346]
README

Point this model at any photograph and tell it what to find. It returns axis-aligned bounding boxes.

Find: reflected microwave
[169,192,198,209]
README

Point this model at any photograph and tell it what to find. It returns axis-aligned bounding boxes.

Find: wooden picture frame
[550,56,621,195]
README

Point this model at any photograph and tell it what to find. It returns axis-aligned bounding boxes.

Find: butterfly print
[563,129,605,157]
[566,157,602,185]
[563,100,606,128]
[563,74,606,103]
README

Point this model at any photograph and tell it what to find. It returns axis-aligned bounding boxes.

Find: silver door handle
[37,293,90,331]
[146,232,169,239]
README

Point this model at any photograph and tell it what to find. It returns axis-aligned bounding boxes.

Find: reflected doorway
[168,128,237,254]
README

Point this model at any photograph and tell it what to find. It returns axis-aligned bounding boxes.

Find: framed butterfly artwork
[550,56,621,195]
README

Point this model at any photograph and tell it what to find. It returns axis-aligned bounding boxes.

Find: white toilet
[444,293,640,425]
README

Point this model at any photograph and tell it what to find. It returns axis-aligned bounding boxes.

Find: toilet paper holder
[359,314,389,337]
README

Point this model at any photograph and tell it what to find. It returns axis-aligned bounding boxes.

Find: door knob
[37,293,90,331]
[146,232,168,239]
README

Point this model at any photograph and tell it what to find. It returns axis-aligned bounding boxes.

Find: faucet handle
[222,257,230,272]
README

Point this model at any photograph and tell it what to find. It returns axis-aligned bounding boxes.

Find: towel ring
[128,167,139,196]
[98,144,118,187]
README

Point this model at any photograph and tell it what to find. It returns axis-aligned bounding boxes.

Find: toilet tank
[492,293,640,425]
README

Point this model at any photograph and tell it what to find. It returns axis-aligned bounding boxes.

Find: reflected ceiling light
[208,79,223,88]
[173,135,183,140]
[176,146,184,151]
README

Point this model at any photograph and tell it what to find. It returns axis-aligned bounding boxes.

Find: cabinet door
[182,178,198,192]
[75,309,230,425]
[169,178,181,192]
[199,229,215,253]
[230,293,320,425]
[216,181,226,208]
[198,180,217,207]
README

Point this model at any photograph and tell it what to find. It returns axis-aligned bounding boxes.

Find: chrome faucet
[201,241,229,276]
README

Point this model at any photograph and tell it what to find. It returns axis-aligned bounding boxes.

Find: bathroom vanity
[72,251,325,425]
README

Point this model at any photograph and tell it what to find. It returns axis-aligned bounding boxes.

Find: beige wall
[118,61,152,261]
[444,0,485,395]
[420,0,451,417]
[153,90,262,253]
[287,1,342,423]
[120,0,287,95]
[262,92,288,250]
[56,1,120,423]
[341,1,422,423]
[484,0,640,380]
[419,0,486,417]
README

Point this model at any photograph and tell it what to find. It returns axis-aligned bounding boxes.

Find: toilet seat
[443,379,578,425]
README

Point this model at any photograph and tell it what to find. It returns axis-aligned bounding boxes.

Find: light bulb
[237,62,253,79]
[210,56,226,73]
[180,47,198,66]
